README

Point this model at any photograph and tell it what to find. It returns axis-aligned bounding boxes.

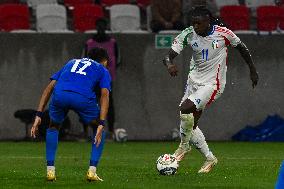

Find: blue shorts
[49,90,100,125]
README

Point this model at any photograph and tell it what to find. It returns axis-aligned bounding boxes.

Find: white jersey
[172,25,241,92]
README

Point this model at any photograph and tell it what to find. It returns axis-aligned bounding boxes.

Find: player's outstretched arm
[163,49,179,77]
[30,80,56,138]
[94,88,109,147]
[235,42,259,88]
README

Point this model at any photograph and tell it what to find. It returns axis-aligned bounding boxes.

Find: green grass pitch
[0,142,283,189]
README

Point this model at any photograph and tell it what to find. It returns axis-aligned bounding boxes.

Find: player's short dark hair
[191,6,211,18]
[87,47,109,63]
[189,6,226,27]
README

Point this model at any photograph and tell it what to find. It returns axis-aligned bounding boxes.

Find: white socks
[178,111,215,160]
[47,166,55,172]
[189,126,214,159]
[89,166,96,173]
[179,113,194,144]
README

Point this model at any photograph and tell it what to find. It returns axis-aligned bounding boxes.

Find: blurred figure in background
[275,0,284,7]
[238,0,246,5]
[84,18,119,139]
[151,0,185,32]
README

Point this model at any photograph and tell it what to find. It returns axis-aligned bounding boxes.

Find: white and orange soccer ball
[156,154,179,175]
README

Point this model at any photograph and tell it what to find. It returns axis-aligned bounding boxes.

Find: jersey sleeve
[50,68,63,81]
[171,26,194,54]
[99,68,112,92]
[222,28,241,47]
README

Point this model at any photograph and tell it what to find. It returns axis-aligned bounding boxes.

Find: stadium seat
[0,4,30,31]
[245,0,275,8]
[220,6,250,31]
[73,4,104,32]
[101,0,129,7]
[257,6,281,31]
[278,7,284,30]
[27,0,57,9]
[64,0,93,8]
[215,0,239,9]
[36,4,69,32]
[110,4,141,32]
[136,0,151,7]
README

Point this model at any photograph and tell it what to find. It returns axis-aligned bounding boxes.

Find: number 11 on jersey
[202,49,209,61]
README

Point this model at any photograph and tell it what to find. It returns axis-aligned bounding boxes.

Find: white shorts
[180,77,223,111]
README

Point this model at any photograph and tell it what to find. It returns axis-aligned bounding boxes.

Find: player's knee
[49,121,60,130]
[48,127,59,132]
[180,99,196,114]
[48,126,59,131]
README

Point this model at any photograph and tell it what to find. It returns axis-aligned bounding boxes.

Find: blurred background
[0,0,283,142]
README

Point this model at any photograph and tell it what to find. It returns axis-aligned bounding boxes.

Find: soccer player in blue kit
[30,47,111,182]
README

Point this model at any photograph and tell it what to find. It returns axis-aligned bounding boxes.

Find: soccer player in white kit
[163,7,259,173]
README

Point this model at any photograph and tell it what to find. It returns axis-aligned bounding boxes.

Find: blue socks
[45,127,105,168]
[276,161,284,189]
[46,128,59,166]
[90,130,106,167]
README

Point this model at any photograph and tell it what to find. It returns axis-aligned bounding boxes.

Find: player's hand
[31,116,41,138]
[250,69,259,88]
[167,64,178,77]
[94,125,104,147]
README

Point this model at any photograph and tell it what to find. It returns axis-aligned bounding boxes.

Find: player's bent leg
[190,126,218,173]
[46,123,60,181]
[47,93,68,181]
[87,121,105,182]
[75,101,104,181]
[173,99,197,162]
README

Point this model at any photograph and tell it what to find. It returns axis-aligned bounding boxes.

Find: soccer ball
[156,154,179,175]
[113,128,128,142]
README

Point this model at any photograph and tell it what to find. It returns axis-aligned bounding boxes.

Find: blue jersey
[50,58,111,99]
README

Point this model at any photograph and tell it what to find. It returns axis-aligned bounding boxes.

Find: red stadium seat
[64,0,93,8]
[257,6,281,31]
[101,0,129,7]
[136,0,151,7]
[220,5,250,31]
[278,7,284,30]
[0,4,30,31]
[73,5,104,32]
